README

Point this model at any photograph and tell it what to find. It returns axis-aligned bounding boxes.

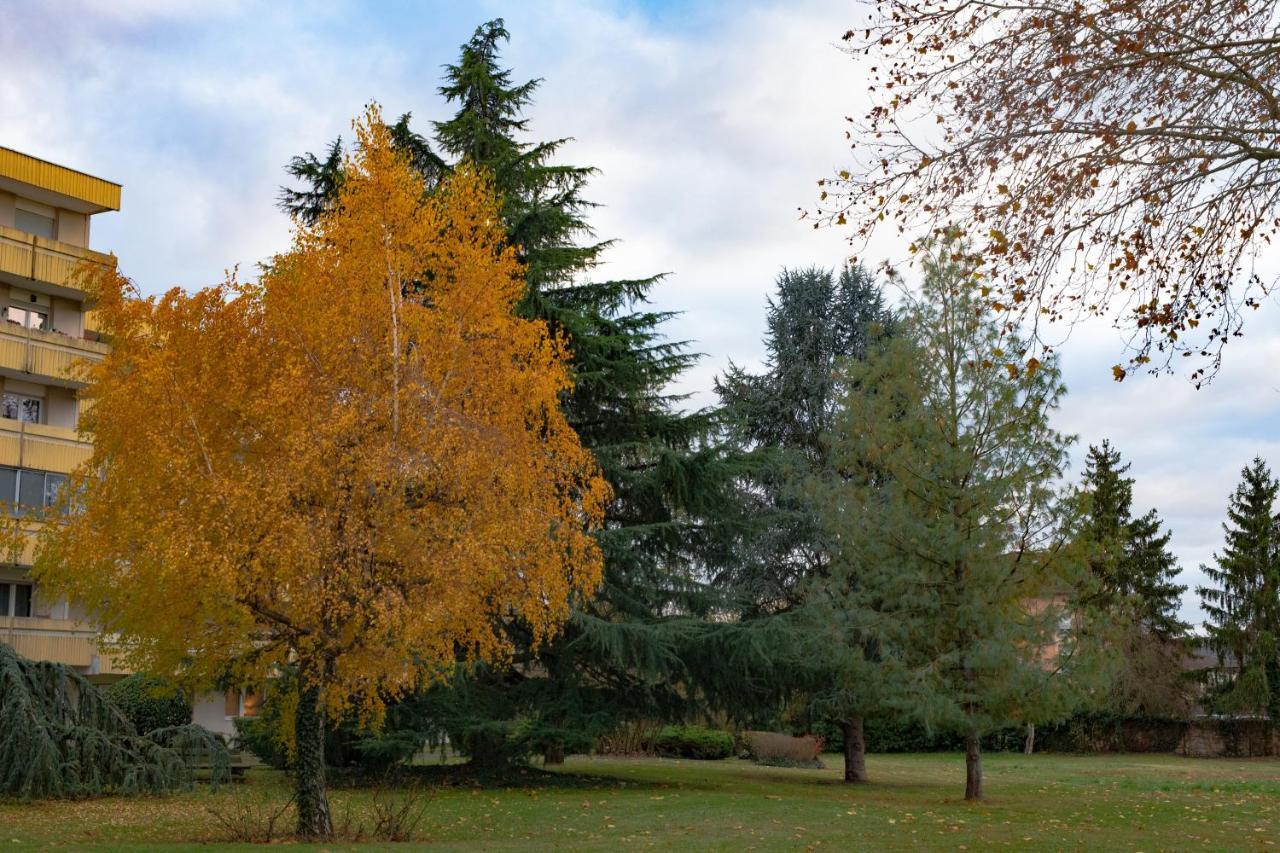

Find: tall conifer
[714,265,893,782]
[816,242,1089,800]
[1077,442,1190,714]
[281,19,730,763]
[1198,459,1280,719]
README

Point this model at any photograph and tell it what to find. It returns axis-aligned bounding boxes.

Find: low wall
[1178,720,1279,758]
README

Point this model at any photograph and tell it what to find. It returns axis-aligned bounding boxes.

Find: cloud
[4,0,1276,626]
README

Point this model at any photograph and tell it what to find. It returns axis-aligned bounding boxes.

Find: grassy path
[1,752,1276,850]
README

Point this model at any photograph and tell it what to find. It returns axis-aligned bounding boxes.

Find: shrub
[233,715,290,769]
[653,725,733,760]
[102,674,192,734]
[745,731,826,769]
[596,721,662,756]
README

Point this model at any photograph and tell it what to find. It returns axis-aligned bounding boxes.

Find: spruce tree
[1198,458,1280,720]
[715,265,892,609]
[1077,442,1190,715]
[1080,442,1187,636]
[714,264,893,781]
[280,19,731,764]
[817,242,1090,800]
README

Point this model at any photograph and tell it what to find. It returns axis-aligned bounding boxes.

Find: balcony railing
[0,615,124,674]
[0,322,107,386]
[0,224,115,295]
[0,419,91,475]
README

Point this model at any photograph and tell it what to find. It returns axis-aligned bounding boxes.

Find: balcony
[0,224,116,297]
[0,615,124,675]
[0,322,107,387]
[0,419,91,475]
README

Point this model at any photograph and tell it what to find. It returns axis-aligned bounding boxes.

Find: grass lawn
[1,752,1277,850]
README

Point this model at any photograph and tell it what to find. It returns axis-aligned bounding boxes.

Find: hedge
[102,674,192,735]
[653,725,734,760]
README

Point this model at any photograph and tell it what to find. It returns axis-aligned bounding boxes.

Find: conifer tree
[1080,442,1187,636]
[280,20,729,764]
[817,242,1088,800]
[0,644,230,798]
[715,265,892,609]
[1077,442,1190,715]
[1198,459,1280,720]
[714,264,893,782]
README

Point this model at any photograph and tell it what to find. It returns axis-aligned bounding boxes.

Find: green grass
[2,753,1277,850]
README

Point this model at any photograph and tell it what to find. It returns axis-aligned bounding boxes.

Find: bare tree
[817,0,1280,382]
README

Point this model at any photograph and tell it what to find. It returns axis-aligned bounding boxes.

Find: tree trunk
[964,733,983,801]
[841,716,867,783]
[294,684,333,839]
[1023,723,1035,756]
[466,730,508,771]
[544,742,566,765]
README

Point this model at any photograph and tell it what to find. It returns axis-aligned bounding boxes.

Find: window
[1,392,41,423]
[44,473,67,508]
[14,209,55,240]
[0,582,33,618]
[18,470,44,510]
[5,306,49,331]
[0,466,67,515]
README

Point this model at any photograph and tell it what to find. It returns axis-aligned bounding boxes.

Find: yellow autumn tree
[35,106,609,838]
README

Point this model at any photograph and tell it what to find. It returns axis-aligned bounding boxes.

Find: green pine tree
[280,19,735,765]
[714,264,894,781]
[1077,442,1190,715]
[816,241,1091,800]
[715,265,892,610]
[1197,458,1280,720]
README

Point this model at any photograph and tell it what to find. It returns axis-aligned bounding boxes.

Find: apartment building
[0,146,119,680]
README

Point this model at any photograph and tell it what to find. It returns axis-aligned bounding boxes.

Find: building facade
[0,146,120,680]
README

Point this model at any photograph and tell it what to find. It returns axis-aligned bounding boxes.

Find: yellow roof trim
[0,147,121,213]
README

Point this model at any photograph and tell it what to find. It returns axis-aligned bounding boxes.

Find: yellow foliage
[35,106,609,721]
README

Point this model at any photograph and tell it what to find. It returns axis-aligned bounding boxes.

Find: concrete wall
[192,691,238,738]
[0,192,14,229]
[51,297,82,338]
[46,386,77,429]
[55,210,87,248]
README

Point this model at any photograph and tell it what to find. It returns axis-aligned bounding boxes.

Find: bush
[744,731,826,769]
[233,715,289,769]
[103,674,192,734]
[653,725,733,760]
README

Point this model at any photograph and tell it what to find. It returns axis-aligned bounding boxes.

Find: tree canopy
[280,20,735,766]
[817,241,1091,799]
[36,107,608,837]
[820,1,1280,381]
[1198,458,1280,719]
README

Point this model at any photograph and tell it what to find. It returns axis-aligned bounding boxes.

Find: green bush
[102,674,192,735]
[232,715,289,769]
[653,725,733,760]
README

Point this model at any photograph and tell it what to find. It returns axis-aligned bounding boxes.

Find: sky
[5,0,1280,626]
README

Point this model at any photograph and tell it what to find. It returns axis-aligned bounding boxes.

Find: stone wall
[1178,720,1279,758]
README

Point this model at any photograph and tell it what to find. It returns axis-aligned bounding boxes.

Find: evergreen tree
[1198,458,1280,720]
[1080,442,1187,636]
[816,242,1090,800]
[715,266,892,610]
[1077,442,1190,715]
[280,19,732,764]
[0,643,230,798]
[713,264,893,782]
